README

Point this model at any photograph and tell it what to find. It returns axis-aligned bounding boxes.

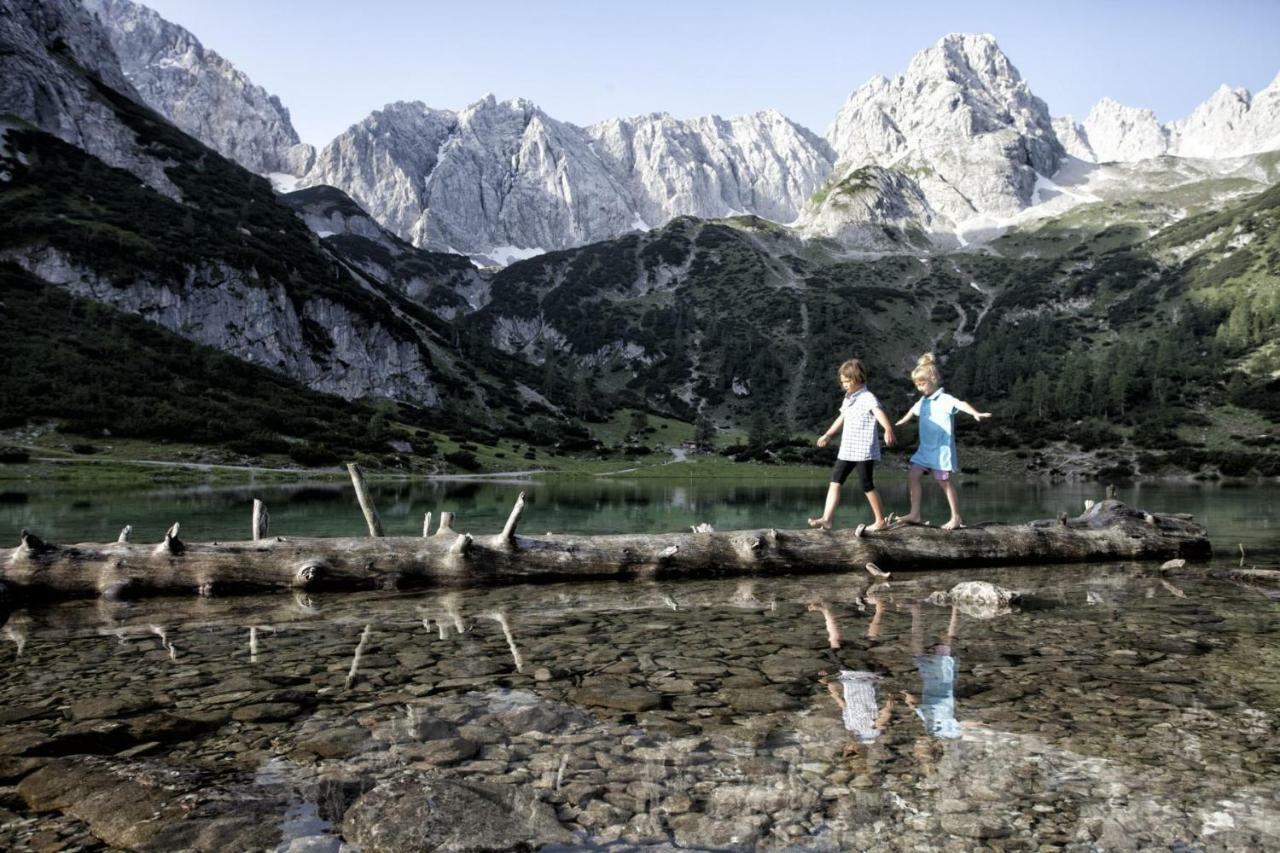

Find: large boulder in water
[932,581,1019,619]
[342,776,573,851]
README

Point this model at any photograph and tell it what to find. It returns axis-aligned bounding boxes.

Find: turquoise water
[1,475,1276,559]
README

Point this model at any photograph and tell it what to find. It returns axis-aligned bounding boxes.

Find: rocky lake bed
[1,560,1277,851]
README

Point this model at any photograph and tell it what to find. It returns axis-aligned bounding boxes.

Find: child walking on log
[895,353,990,530]
[810,358,896,532]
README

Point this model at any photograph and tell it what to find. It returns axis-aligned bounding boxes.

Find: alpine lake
[1,475,1277,851]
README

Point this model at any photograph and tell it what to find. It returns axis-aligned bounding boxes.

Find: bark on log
[0,500,1209,604]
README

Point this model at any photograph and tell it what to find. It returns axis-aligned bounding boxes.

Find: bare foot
[808,517,832,530]
[868,520,889,532]
[941,518,965,531]
[898,513,923,524]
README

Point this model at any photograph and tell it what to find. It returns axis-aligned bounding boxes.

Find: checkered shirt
[838,388,882,462]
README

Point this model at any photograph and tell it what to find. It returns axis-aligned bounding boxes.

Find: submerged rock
[18,756,285,850]
[342,776,573,851]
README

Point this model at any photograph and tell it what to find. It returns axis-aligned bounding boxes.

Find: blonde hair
[910,352,941,387]
[838,358,867,386]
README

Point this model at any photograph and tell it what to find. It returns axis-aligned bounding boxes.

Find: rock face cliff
[300,96,835,258]
[820,33,1063,229]
[81,0,314,176]
[16,246,439,405]
[0,0,178,195]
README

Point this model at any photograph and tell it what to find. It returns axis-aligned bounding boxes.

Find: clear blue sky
[142,0,1280,146]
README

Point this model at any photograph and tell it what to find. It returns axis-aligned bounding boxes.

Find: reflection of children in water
[903,600,961,740]
[810,594,893,753]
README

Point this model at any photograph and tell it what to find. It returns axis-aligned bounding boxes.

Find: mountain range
[1,0,1277,479]
[73,0,1280,262]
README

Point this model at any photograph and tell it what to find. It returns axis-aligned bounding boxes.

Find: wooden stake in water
[249,626,259,663]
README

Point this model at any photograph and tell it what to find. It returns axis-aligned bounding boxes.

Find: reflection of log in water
[0,495,1210,603]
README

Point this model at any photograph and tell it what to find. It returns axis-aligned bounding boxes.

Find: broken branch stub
[252,500,269,542]
[346,463,384,538]
[435,513,456,537]
[499,492,527,544]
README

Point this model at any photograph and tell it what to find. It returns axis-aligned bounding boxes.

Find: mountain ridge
[75,2,1280,261]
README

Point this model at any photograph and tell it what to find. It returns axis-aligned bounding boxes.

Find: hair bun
[916,352,936,367]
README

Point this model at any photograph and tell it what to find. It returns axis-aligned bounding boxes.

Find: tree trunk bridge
[0,476,1211,604]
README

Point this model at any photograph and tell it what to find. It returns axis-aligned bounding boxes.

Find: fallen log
[0,498,1209,603]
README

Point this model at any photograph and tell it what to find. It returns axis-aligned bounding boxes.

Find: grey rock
[433,656,507,677]
[707,783,820,816]
[406,737,478,766]
[81,0,311,176]
[719,687,802,714]
[65,694,160,721]
[669,812,768,850]
[18,756,286,851]
[295,726,372,760]
[230,702,303,722]
[570,684,662,712]
[0,755,47,783]
[938,813,1012,839]
[341,777,572,851]
[408,716,459,741]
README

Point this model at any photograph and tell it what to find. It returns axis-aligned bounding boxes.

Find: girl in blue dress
[894,353,991,530]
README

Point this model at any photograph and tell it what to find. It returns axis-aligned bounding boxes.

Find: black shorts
[831,459,875,492]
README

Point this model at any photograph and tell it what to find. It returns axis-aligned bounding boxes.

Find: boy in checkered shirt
[809,358,896,531]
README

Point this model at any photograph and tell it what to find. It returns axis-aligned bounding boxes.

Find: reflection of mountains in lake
[3,566,1277,850]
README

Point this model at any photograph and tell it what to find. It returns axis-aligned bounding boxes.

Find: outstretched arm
[895,399,921,427]
[817,413,845,447]
[955,400,991,421]
[873,407,896,446]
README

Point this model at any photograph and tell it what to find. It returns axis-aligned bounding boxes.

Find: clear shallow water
[0,477,1277,849]
[0,566,1277,850]
[1,476,1278,559]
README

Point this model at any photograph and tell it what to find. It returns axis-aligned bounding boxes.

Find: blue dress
[910,388,960,472]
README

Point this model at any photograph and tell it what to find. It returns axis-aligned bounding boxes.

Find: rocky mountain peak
[1059,73,1280,164]
[824,32,1061,226]
[82,0,313,176]
[1078,97,1169,162]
